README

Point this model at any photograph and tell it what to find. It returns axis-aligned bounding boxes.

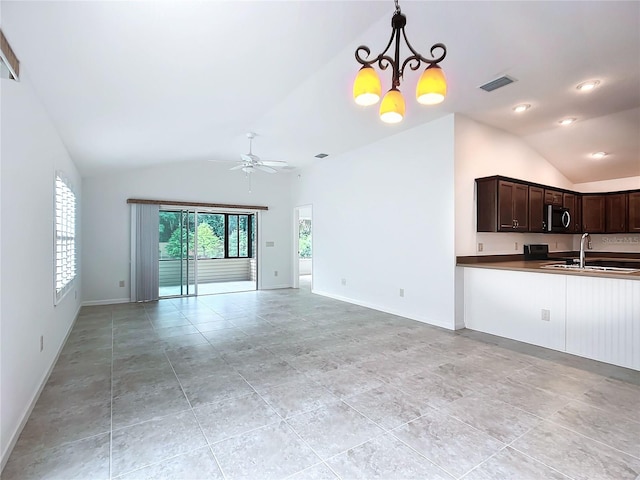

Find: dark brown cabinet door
[563,193,581,233]
[513,183,529,231]
[497,180,528,231]
[529,186,545,232]
[605,194,627,233]
[544,189,563,206]
[629,192,640,233]
[582,195,605,233]
[497,181,515,231]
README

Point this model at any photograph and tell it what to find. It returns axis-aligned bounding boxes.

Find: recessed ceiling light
[559,118,576,126]
[591,151,607,159]
[576,80,600,92]
[513,104,530,113]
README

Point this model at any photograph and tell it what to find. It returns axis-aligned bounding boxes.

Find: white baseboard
[311,289,454,331]
[82,297,130,306]
[1,304,81,471]
[260,284,292,290]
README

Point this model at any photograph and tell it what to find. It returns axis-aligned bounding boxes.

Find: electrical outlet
[399,288,404,297]
[478,243,483,252]
[40,335,44,352]
[515,242,518,251]
[341,278,347,286]
[541,309,551,321]
[119,280,125,287]
[274,270,278,277]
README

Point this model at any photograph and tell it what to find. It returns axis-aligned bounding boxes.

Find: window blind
[55,173,76,302]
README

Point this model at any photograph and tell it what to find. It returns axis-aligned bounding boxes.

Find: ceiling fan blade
[260,160,288,167]
[230,164,246,171]
[254,165,277,174]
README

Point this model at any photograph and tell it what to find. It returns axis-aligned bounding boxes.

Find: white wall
[293,116,457,330]
[1,73,82,465]
[575,176,640,193]
[456,115,579,256]
[82,162,293,304]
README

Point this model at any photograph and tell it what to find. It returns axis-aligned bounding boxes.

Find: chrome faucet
[579,233,591,268]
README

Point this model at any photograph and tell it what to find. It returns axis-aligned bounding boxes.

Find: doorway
[158,209,257,297]
[293,205,312,291]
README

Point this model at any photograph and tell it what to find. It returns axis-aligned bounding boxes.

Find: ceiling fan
[230,132,288,174]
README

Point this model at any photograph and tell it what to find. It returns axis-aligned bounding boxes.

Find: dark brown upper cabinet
[544,189,563,207]
[629,192,640,233]
[582,195,606,233]
[477,177,529,232]
[529,186,545,232]
[563,192,582,233]
[605,193,628,233]
[476,175,638,234]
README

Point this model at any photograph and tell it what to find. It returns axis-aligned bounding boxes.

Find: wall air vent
[479,75,516,92]
[314,153,329,159]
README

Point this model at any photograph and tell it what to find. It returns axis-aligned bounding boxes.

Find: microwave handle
[562,210,571,228]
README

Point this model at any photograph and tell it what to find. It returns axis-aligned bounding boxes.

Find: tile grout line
[236,369,345,479]
[109,308,115,480]
[536,415,640,461]
[160,332,229,480]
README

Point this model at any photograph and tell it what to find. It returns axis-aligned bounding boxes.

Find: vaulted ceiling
[2,1,639,183]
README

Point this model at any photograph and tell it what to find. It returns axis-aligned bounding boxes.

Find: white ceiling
[2,1,639,183]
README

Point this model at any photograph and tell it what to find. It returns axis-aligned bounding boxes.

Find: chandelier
[352,0,447,123]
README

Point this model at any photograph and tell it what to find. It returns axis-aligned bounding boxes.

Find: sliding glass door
[159,209,256,298]
[158,210,195,296]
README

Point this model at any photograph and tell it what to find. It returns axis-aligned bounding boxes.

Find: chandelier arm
[400,54,423,78]
[377,54,397,73]
[401,27,447,66]
[355,22,397,67]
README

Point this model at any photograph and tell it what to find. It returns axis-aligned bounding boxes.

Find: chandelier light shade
[353,66,382,106]
[353,0,447,123]
[416,65,446,105]
[379,88,406,124]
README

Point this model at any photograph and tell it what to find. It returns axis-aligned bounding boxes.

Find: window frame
[54,172,77,304]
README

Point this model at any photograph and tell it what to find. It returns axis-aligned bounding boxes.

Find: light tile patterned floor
[3,283,640,479]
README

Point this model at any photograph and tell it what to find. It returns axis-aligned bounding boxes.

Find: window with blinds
[55,173,76,302]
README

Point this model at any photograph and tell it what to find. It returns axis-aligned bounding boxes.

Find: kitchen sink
[541,263,640,273]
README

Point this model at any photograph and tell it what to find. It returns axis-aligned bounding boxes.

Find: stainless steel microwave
[546,204,571,232]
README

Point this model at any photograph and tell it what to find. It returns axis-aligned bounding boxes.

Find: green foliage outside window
[165,222,223,259]
[299,219,312,259]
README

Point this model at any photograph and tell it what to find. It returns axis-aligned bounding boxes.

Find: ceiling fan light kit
[231,132,287,175]
[352,0,447,123]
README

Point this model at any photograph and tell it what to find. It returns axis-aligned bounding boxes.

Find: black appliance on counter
[546,204,571,232]
[524,244,577,264]
[523,244,549,260]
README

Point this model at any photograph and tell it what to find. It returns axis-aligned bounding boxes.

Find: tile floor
[3,282,640,480]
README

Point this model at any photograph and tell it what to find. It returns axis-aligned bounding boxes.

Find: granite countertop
[457,256,640,280]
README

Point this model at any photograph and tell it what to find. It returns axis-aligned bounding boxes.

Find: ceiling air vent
[479,75,516,92]
[314,153,329,159]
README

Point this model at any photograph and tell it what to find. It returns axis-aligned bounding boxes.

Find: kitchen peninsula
[457,253,640,371]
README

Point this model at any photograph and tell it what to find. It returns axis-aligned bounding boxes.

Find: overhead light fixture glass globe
[591,151,607,159]
[513,104,531,113]
[416,65,447,105]
[577,80,600,92]
[379,89,405,123]
[353,66,382,106]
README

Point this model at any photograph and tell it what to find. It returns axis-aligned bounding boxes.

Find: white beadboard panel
[464,268,567,351]
[566,276,640,370]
